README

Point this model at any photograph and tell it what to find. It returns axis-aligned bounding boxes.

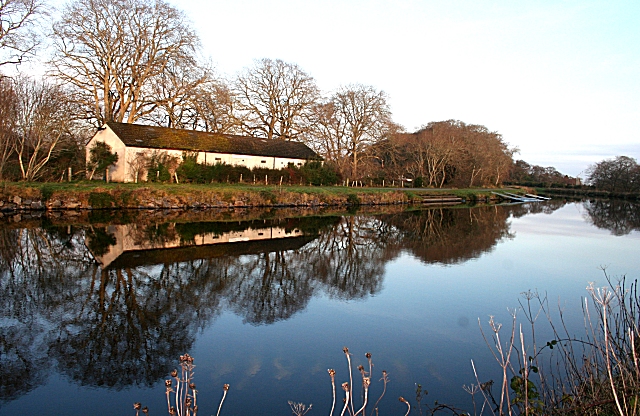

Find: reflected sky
[1,201,639,415]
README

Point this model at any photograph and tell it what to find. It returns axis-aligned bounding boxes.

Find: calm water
[0,199,639,415]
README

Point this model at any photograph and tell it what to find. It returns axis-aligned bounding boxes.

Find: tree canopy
[48,0,200,126]
[371,120,516,188]
[587,156,640,193]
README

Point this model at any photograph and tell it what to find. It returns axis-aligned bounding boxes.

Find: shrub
[298,161,341,186]
[87,141,118,180]
[147,152,178,182]
[476,271,640,415]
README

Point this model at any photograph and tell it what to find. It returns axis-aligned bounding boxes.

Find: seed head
[133,402,141,410]
[328,368,336,378]
[170,369,178,378]
[363,377,370,388]
[342,347,349,354]
[180,353,194,364]
[165,379,172,387]
[142,407,148,415]
[223,384,230,391]
[342,382,350,392]
[365,352,372,359]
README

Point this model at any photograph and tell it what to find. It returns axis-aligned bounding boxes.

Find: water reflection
[583,199,640,236]
[0,202,568,404]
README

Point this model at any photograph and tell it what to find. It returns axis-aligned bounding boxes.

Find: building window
[215,157,221,161]
[261,160,267,164]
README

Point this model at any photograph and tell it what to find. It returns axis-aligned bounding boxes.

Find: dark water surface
[1,200,639,415]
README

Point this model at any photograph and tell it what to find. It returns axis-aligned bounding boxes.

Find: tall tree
[234,58,319,140]
[190,78,242,134]
[307,100,350,176]
[587,156,640,193]
[12,75,74,181]
[309,85,392,180]
[335,85,392,179]
[0,75,17,179]
[48,0,200,126]
[373,120,516,188]
[141,61,211,129]
[0,0,43,66]
[144,68,242,134]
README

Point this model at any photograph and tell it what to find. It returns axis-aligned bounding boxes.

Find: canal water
[0,199,638,415]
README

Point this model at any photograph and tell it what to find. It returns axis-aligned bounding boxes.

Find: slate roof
[105,122,322,160]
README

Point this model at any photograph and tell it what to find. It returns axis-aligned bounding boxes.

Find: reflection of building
[87,223,313,269]
[86,122,322,182]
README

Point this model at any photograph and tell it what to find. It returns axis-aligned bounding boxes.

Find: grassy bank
[0,181,507,210]
[537,187,640,201]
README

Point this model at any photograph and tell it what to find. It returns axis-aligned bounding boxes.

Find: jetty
[415,194,464,205]
[491,191,546,202]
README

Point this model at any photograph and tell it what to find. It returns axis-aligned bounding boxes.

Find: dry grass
[474,270,640,415]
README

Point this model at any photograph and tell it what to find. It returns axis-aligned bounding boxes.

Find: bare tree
[234,58,319,140]
[191,78,243,134]
[0,0,43,66]
[307,100,350,176]
[333,85,392,179]
[307,86,393,181]
[0,75,17,179]
[142,61,210,129]
[12,75,73,181]
[144,66,242,134]
[48,0,200,126]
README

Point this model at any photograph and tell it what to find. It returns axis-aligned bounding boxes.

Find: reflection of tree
[0,226,90,403]
[302,216,391,299]
[0,323,50,403]
[584,199,640,236]
[50,260,224,388]
[226,251,315,325]
[380,206,516,265]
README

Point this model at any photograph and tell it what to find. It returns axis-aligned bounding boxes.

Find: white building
[86,122,322,182]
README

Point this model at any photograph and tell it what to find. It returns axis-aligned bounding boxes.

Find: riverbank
[0,182,506,213]
[537,187,640,201]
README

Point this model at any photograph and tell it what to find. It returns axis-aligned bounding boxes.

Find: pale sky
[38,0,640,177]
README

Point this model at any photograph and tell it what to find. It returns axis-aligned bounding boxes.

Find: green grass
[0,180,511,203]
